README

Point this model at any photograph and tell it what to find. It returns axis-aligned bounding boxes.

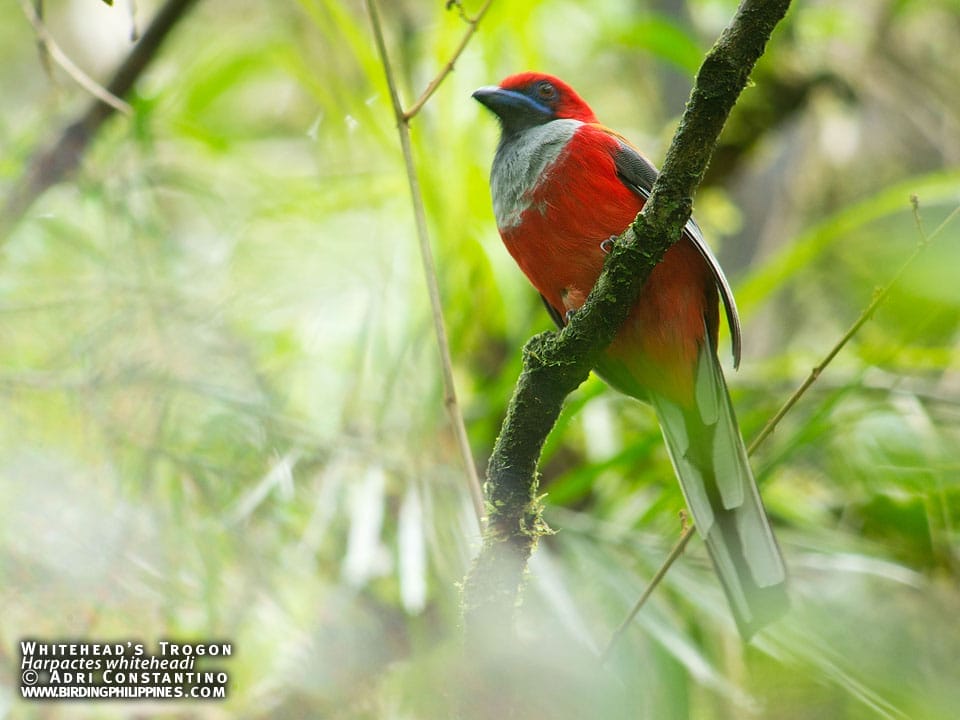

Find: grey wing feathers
[685,217,743,369]
[612,140,743,368]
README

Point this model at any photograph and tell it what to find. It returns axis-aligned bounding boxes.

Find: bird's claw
[564,309,576,324]
[600,236,617,254]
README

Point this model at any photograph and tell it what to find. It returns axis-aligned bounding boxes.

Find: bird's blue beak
[473,86,553,132]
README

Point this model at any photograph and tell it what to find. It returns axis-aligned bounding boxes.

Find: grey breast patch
[490,119,582,230]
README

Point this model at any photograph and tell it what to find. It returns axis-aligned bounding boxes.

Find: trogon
[474,72,788,639]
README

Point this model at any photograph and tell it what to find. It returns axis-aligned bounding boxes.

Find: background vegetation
[1,0,958,718]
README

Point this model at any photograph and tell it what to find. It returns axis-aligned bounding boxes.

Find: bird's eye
[535,81,558,103]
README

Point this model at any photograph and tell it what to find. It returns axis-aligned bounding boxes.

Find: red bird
[474,72,787,639]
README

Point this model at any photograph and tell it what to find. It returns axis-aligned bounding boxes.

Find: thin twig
[601,196,959,660]
[366,0,486,525]
[402,0,494,120]
[34,0,55,81]
[745,200,956,455]
[599,523,695,663]
[18,0,134,115]
[2,0,201,241]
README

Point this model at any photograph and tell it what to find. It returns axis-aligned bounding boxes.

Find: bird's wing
[603,128,743,368]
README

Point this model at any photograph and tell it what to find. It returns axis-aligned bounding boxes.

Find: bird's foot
[600,236,617,254]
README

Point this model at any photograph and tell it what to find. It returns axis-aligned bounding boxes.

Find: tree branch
[1,0,201,242]
[462,0,793,639]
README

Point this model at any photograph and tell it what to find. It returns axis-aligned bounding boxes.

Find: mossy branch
[462,0,793,637]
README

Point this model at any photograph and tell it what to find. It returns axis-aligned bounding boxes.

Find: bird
[473,71,788,639]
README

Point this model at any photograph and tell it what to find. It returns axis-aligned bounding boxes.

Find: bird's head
[473,72,597,135]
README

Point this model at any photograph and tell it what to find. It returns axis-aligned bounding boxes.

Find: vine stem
[366,0,489,525]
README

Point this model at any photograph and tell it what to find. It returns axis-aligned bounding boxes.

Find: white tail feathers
[651,337,788,639]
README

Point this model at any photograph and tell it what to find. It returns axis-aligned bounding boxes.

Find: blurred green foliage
[1,0,959,718]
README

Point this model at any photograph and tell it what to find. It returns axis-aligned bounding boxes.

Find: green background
[1,0,959,717]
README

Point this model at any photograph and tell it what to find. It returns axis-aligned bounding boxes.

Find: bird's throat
[490,119,582,231]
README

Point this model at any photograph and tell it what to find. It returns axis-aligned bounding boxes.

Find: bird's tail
[649,338,788,639]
